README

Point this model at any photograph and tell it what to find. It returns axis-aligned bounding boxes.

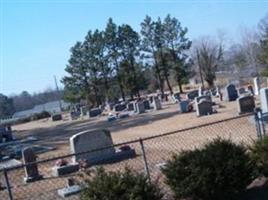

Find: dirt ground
[12,97,259,159]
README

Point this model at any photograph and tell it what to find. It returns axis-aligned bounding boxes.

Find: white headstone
[254,77,260,95]
[70,130,115,163]
[260,88,268,113]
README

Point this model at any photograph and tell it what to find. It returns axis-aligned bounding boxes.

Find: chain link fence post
[139,138,151,183]
[3,169,13,200]
[254,108,266,139]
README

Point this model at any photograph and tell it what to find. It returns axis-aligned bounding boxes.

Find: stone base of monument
[57,185,82,198]
[87,148,136,166]
[23,175,43,183]
[52,163,79,177]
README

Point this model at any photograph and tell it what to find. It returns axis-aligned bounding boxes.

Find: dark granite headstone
[114,104,126,112]
[237,95,255,114]
[143,100,150,110]
[196,100,213,116]
[89,108,102,117]
[187,90,199,100]
[22,147,42,183]
[52,114,62,121]
[225,84,238,101]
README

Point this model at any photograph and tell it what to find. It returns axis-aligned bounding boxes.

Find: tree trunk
[178,79,183,93]
[165,75,173,95]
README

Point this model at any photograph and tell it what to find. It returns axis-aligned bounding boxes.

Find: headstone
[22,147,42,182]
[127,102,135,111]
[260,88,268,113]
[195,95,212,104]
[225,84,238,101]
[215,86,220,97]
[248,85,254,96]
[143,100,150,110]
[238,88,246,96]
[196,100,213,116]
[149,96,153,103]
[52,114,62,121]
[57,185,82,198]
[136,101,145,114]
[114,104,126,112]
[70,130,115,164]
[179,100,190,113]
[89,108,102,117]
[198,86,203,96]
[187,90,199,100]
[152,98,161,110]
[173,92,181,102]
[80,106,89,116]
[237,96,255,114]
[70,111,80,120]
[254,77,260,95]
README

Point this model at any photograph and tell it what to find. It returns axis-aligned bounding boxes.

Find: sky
[1,0,268,96]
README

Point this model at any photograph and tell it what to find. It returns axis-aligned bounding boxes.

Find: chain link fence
[0,113,260,200]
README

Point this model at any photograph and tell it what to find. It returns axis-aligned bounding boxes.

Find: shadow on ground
[14,108,181,148]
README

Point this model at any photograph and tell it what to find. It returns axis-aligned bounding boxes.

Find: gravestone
[143,100,150,110]
[22,147,42,183]
[114,104,126,112]
[196,100,213,117]
[136,101,145,114]
[70,130,115,164]
[89,108,102,117]
[260,88,268,113]
[225,84,238,101]
[237,96,255,114]
[254,77,260,95]
[187,90,199,100]
[80,106,89,116]
[238,88,246,96]
[127,102,135,111]
[52,114,62,121]
[149,96,153,103]
[248,85,254,96]
[198,86,203,96]
[195,95,212,104]
[70,111,80,120]
[173,92,181,102]
[152,97,161,110]
[179,100,190,113]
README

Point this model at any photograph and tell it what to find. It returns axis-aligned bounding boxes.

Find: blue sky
[1,0,268,96]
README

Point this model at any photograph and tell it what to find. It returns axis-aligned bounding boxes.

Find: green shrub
[162,138,255,200]
[249,136,268,176]
[81,168,163,200]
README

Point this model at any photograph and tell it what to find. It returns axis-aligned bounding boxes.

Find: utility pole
[54,75,62,112]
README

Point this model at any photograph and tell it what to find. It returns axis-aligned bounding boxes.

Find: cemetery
[2,3,268,199]
[1,80,268,199]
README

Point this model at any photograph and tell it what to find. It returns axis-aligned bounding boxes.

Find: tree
[163,14,192,93]
[62,42,92,104]
[193,37,223,87]
[258,14,268,74]
[0,94,15,118]
[104,18,126,101]
[141,16,165,98]
[118,24,147,98]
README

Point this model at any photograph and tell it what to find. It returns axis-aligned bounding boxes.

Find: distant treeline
[0,89,63,118]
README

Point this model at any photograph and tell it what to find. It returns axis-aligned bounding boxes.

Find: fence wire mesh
[0,114,258,200]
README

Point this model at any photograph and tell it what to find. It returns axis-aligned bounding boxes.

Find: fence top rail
[0,113,253,172]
